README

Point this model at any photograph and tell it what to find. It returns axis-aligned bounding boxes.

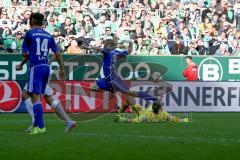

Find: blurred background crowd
[0,0,240,55]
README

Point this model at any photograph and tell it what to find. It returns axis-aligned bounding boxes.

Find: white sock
[24,98,34,124]
[51,100,72,123]
[116,94,121,107]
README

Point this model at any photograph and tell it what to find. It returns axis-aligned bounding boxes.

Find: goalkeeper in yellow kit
[116,104,191,123]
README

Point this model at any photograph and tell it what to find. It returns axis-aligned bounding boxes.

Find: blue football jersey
[22,28,59,67]
[101,48,128,80]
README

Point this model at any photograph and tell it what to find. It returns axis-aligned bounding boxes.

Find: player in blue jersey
[16,12,65,134]
[85,39,162,113]
[21,47,76,133]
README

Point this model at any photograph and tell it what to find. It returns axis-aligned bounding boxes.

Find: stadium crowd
[0,0,240,55]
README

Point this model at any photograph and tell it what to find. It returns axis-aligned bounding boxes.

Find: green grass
[0,113,240,160]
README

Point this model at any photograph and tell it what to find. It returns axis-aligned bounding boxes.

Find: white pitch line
[0,131,239,144]
[74,132,240,144]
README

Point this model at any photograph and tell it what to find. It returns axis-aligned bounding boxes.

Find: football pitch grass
[0,113,239,160]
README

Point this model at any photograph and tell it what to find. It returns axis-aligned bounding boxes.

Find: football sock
[52,101,72,122]
[168,114,189,122]
[24,98,34,124]
[33,101,44,129]
[116,94,122,109]
[168,115,180,122]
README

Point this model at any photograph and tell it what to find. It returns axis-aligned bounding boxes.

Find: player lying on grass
[116,104,191,123]
[84,39,162,113]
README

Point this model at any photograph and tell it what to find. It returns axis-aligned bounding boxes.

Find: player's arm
[16,54,29,71]
[20,54,29,65]
[116,40,133,56]
[84,45,101,52]
[84,45,103,54]
[51,38,65,80]
[54,51,65,80]
[49,55,55,64]
[16,31,30,71]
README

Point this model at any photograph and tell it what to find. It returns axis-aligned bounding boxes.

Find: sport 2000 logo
[0,81,22,112]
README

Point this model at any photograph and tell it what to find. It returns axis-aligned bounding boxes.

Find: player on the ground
[116,104,191,123]
[85,39,162,112]
[16,12,65,134]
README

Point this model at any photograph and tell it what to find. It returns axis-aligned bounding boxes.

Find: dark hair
[152,102,162,114]
[195,9,200,13]
[4,27,12,35]
[30,12,44,26]
[213,12,219,17]
[101,13,107,17]
[65,16,71,21]
[175,35,181,40]
[185,56,192,60]
[61,8,67,12]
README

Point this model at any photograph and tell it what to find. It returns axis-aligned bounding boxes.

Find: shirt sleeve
[101,48,108,54]
[21,31,30,55]
[115,50,128,56]
[50,36,59,54]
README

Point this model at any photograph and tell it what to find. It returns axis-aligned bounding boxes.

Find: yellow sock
[168,115,180,122]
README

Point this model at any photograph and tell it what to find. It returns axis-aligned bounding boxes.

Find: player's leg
[111,77,157,101]
[91,78,139,116]
[91,78,129,120]
[91,79,114,92]
[112,77,160,107]
[91,80,129,113]
[28,65,49,134]
[124,89,163,114]
[43,84,72,123]
[126,90,161,107]
[130,104,143,116]
[43,93,76,132]
[115,93,139,122]
[29,92,47,134]
[22,87,34,132]
[90,82,102,92]
[110,77,133,113]
[31,93,45,127]
[166,112,189,123]
[26,66,42,134]
[118,95,135,113]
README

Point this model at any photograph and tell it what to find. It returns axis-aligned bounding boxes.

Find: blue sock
[33,105,39,127]
[33,102,44,129]
[138,91,157,101]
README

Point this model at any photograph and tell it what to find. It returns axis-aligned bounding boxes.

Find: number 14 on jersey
[36,38,49,60]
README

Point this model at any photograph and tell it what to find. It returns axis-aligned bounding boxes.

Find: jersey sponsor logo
[0,81,22,112]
